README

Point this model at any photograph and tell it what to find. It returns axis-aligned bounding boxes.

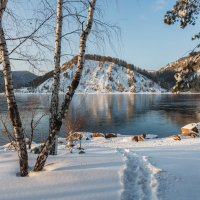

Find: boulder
[181,132,193,137]
[181,123,198,135]
[92,133,105,138]
[105,133,117,139]
[191,133,199,138]
[140,134,146,139]
[171,135,181,141]
[130,135,144,142]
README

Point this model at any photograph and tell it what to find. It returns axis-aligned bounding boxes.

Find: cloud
[153,0,168,11]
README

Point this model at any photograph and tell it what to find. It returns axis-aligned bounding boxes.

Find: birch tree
[0,0,28,176]
[49,0,63,155]
[34,0,97,171]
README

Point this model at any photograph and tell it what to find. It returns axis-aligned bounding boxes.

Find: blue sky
[92,0,200,70]
[7,0,200,72]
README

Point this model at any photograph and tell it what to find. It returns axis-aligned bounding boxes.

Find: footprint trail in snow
[119,149,161,200]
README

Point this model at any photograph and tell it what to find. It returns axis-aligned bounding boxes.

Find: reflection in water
[0,94,200,145]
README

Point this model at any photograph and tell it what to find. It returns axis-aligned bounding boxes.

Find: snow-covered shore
[1,135,200,200]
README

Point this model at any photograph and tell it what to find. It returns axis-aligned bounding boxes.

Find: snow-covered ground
[1,134,200,200]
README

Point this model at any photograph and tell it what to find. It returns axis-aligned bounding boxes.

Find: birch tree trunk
[49,0,63,155]
[34,0,96,171]
[0,0,28,177]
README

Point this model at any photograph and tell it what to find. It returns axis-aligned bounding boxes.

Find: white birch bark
[0,0,28,176]
[49,0,63,155]
[34,0,96,171]
[58,0,96,121]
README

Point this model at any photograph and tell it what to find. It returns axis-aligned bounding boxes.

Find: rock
[171,135,181,141]
[105,133,117,139]
[191,133,199,138]
[130,136,138,142]
[31,144,45,154]
[138,135,145,141]
[130,135,144,142]
[92,133,105,138]
[181,132,193,137]
[181,131,199,137]
[181,123,198,135]
[140,134,146,139]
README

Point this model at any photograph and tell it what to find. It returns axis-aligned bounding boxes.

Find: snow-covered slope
[34,60,165,93]
[159,52,200,92]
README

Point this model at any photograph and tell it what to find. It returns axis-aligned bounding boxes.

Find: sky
[6,0,200,72]
[94,0,200,70]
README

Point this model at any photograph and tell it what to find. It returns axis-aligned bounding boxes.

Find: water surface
[0,94,200,145]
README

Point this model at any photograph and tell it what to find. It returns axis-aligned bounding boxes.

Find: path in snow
[119,149,161,200]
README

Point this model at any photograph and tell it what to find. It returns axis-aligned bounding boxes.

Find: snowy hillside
[34,60,165,93]
[159,52,200,92]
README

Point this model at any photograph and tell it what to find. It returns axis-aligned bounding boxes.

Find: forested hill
[27,54,141,88]
[0,71,38,93]
[7,52,200,94]
[135,51,200,91]
[23,54,165,93]
[159,52,200,92]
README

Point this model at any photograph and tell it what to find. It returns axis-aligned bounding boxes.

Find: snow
[119,149,161,200]
[196,123,200,132]
[1,134,200,199]
[0,143,122,200]
[19,60,165,94]
[182,123,197,129]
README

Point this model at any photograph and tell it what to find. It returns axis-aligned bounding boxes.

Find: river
[0,93,200,145]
